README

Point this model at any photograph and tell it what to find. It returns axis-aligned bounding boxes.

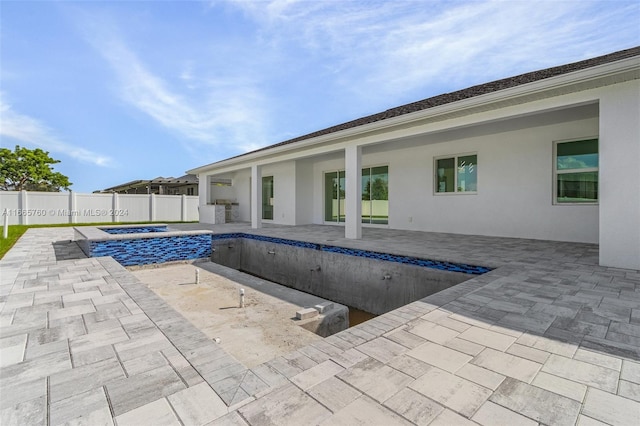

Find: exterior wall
[308,105,599,243]
[312,154,345,224]
[295,159,315,225]
[232,170,251,222]
[0,191,198,225]
[599,80,640,269]
[389,109,599,243]
[192,73,639,269]
[262,162,297,225]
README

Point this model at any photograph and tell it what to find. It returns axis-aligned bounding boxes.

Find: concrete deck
[1,224,639,425]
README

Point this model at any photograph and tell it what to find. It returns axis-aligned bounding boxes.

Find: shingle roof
[216,46,640,164]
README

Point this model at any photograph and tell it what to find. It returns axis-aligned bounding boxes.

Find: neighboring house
[188,47,640,270]
[97,175,198,195]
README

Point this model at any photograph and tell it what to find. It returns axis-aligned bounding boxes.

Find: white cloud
[217,0,640,101]
[0,94,113,166]
[79,15,271,154]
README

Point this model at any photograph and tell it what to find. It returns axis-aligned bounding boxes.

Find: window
[324,166,388,224]
[554,139,598,204]
[435,154,477,193]
[262,176,274,219]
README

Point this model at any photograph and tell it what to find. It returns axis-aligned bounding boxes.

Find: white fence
[0,191,199,225]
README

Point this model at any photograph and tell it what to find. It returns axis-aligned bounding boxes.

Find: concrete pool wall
[211,234,488,315]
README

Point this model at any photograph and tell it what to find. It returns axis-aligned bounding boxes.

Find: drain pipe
[239,288,245,308]
[195,268,200,285]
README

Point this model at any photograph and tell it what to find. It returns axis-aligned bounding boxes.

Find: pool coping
[74,224,213,242]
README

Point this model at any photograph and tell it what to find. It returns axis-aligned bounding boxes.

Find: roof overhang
[188,54,639,176]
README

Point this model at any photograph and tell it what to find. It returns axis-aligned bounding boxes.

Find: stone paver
[532,371,587,401]
[320,395,411,425]
[541,354,619,392]
[407,341,472,373]
[1,224,640,425]
[582,387,640,425]
[383,387,444,425]
[167,382,228,425]
[409,366,492,417]
[238,384,331,425]
[471,400,537,426]
[115,398,180,426]
[337,357,413,403]
[290,359,343,390]
[490,378,581,426]
[472,348,542,383]
[306,376,361,413]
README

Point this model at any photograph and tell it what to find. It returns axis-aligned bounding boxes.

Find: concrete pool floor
[1,224,640,425]
[131,263,324,368]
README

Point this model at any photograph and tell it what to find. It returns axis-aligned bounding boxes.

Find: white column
[181,194,187,222]
[112,192,119,223]
[197,174,207,223]
[150,193,156,222]
[599,81,640,270]
[69,190,77,224]
[345,145,362,239]
[251,164,262,229]
[20,190,28,225]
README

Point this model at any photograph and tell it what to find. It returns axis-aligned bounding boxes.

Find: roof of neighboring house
[97,174,198,192]
[148,174,198,184]
[190,46,639,172]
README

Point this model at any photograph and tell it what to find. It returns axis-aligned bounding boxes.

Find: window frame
[553,137,599,205]
[433,152,478,195]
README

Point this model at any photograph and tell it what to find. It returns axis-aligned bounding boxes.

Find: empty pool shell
[211,233,492,315]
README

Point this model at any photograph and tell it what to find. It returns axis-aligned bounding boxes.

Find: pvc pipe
[195,268,200,285]
[239,288,245,308]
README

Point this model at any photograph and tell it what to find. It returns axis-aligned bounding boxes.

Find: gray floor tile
[384,387,444,425]
[320,395,412,426]
[50,387,113,426]
[106,365,187,416]
[490,378,581,426]
[582,387,640,425]
[167,382,228,425]
[409,366,492,417]
[307,376,361,413]
[239,384,331,426]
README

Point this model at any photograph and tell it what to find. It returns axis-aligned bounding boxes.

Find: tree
[0,145,72,191]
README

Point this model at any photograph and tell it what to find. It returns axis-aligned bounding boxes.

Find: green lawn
[0,221,196,260]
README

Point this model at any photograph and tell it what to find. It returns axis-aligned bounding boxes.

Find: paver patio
[1,224,639,425]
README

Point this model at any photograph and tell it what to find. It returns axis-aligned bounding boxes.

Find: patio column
[251,164,262,229]
[345,145,362,239]
[599,84,640,269]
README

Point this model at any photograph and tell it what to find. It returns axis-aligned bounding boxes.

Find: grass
[0,221,197,260]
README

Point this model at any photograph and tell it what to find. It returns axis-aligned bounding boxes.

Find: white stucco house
[188,47,640,270]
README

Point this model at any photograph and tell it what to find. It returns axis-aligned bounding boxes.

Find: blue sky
[1,0,639,193]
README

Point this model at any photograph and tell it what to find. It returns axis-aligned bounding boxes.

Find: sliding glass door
[324,171,345,222]
[363,166,388,224]
[324,166,388,224]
